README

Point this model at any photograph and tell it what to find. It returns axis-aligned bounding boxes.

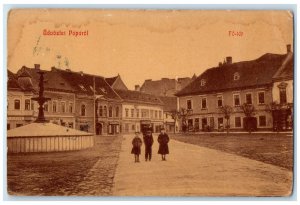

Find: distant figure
[157,128,169,161]
[143,129,154,161]
[131,132,142,163]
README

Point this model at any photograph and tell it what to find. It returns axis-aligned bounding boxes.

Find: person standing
[131,132,142,163]
[158,128,170,161]
[143,129,154,161]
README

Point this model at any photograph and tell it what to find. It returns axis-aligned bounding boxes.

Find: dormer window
[79,84,87,91]
[100,87,107,94]
[200,79,206,86]
[234,72,240,81]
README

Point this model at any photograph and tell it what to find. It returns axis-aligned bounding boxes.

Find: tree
[241,103,256,133]
[219,105,233,134]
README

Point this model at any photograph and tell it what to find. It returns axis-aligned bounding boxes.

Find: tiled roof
[273,52,294,80]
[56,69,121,100]
[115,89,163,105]
[105,76,118,86]
[159,96,177,112]
[18,66,76,93]
[176,53,288,96]
[140,78,177,96]
[7,70,22,90]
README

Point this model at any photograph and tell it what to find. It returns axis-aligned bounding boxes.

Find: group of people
[131,128,170,163]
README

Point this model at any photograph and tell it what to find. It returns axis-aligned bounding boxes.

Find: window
[155,110,158,118]
[44,102,48,112]
[279,88,287,104]
[99,106,103,116]
[217,96,223,107]
[79,84,87,91]
[159,111,162,119]
[14,99,20,110]
[116,107,119,117]
[131,109,134,118]
[109,106,113,117]
[201,98,207,109]
[125,108,129,118]
[132,124,135,131]
[7,124,10,130]
[200,79,206,86]
[31,100,34,110]
[258,92,265,104]
[235,117,242,128]
[259,116,267,127]
[187,99,192,110]
[141,109,148,118]
[136,109,139,118]
[69,103,73,113]
[25,99,30,110]
[61,102,66,113]
[103,106,107,117]
[234,72,240,81]
[52,101,57,112]
[233,94,240,106]
[246,93,252,104]
[150,110,154,118]
[81,104,86,116]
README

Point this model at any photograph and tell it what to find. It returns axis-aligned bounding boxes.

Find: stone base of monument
[7,123,94,153]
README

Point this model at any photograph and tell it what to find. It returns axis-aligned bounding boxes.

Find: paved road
[112,134,293,196]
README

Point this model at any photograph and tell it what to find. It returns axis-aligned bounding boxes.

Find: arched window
[109,106,113,117]
[99,105,103,117]
[115,106,119,117]
[14,99,20,110]
[81,104,86,116]
[200,79,206,86]
[103,106,107,117]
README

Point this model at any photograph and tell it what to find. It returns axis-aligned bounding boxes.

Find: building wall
[96,99,122,135]
[272,80,293,104]
[7,90,34,129]
[121,103,164,133]
[75,95,95,133]
[178,86,274,131]
[42,91,76,128]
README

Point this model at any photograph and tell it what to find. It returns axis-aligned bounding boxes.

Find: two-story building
[54,68,123,135]
[16,65,77,128]
[271,45,294,130]
[7,70,35,129]
[176,45,293,132]
[115,89,164,134]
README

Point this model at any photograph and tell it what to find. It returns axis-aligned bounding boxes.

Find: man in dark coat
[157,128,169,161]
[143,129,154,161]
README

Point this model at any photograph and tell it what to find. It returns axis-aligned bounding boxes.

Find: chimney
[135,85,140,91]
[51,66,56,71]
[145,79,152,82]
[218,62,223,67]
[226,56,232,64]
[286,44,291,53]
[34,64,40,70]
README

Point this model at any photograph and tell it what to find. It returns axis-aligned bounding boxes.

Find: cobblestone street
[113,134,293,196]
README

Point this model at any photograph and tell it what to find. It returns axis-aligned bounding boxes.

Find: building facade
[176,46,293,132]
[115,89,164,134]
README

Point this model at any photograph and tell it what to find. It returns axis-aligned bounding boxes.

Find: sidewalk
[112,134,293,196]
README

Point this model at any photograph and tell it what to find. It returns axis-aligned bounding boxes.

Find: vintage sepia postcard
[6,8,294,197]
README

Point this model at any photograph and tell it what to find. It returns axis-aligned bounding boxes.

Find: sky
[7,9,294,89]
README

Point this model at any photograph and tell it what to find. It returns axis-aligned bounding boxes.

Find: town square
[6,9,294,197]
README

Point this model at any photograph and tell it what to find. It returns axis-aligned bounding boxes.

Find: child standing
[131,132,142,163]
